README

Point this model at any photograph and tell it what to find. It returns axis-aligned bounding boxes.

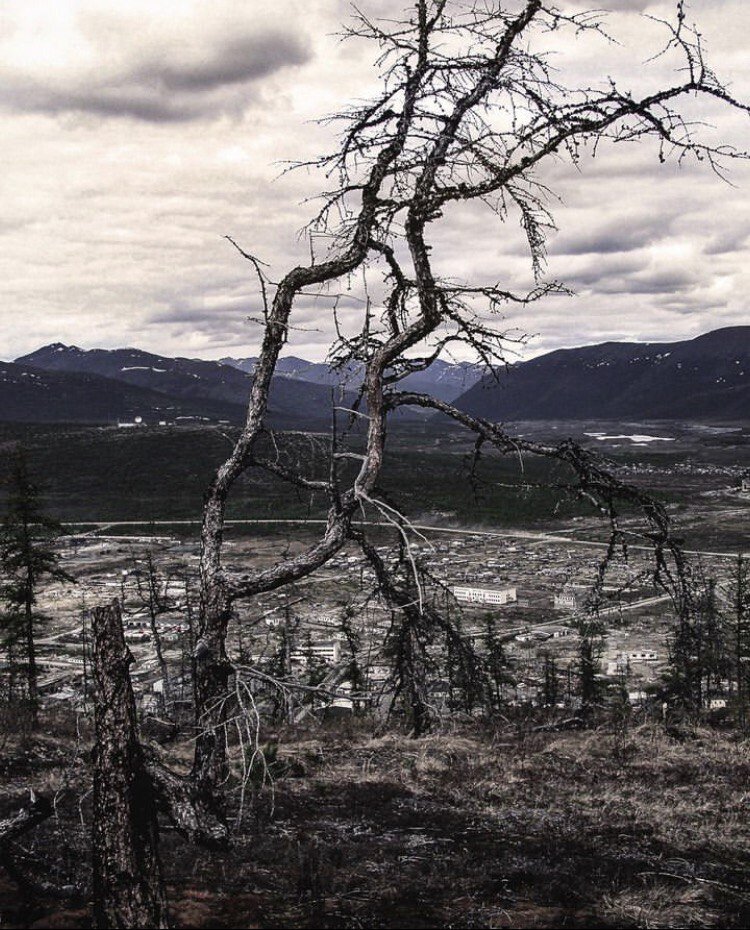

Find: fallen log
[0,791,52,845]
[144,745,229,849]
[0,843,87,902]
[532,716,584,733]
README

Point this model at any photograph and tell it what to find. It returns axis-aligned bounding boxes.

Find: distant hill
[454,327,750,421]
[19,344,254,405]
[12,344,345,427]
[219,354,485,403]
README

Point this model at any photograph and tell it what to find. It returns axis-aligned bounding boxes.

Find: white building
[553,591,577,610]
[452,584,517,606]
[606,657,629,676]
[625,650,660,663]
[311,639,343,663]
[516,630,550,643]
[366,664,392,684]
[290,638,343,667]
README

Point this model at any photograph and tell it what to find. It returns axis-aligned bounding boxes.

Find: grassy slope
[2,720,749,929]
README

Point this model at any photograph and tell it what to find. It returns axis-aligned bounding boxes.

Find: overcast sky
[1,0,749,363]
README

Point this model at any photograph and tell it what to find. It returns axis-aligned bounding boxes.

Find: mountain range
[2,344,478,426]
[6,345,344,427]
[454,326,750,422]
[218,354,485,403]
[1,326,748,426]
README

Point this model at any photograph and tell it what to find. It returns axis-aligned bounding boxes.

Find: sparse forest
[2,2,750,928]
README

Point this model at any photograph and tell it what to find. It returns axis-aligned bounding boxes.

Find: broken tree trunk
[191,580,233,815]
[91,600,169,929]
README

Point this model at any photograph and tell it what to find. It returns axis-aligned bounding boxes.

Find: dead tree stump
[91,600,169,929]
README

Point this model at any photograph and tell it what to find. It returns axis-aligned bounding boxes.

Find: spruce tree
[0,448,70,720]
[730,556,750,728]
[577,634,603,719]
[541,653,559,709]
[665,573,728,717]
[482,615,512,711]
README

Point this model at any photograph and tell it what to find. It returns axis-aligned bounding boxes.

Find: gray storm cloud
[0,27,311,122]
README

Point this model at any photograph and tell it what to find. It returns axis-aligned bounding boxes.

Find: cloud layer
[0,2,311,122]
[1,0,749,362]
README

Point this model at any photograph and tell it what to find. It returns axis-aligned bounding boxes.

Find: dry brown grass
[2,717,750,928]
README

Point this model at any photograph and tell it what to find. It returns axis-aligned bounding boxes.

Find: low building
[452,584,517,606]
[606,657,629,676]
[366,664,392,684]
[548,626,574,639]
[625,650,660,663]
[310,639,343,664]
[628,689,648,705]
[516,630,550,644]
[117,415,145,428]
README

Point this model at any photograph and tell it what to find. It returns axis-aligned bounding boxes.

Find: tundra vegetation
[1,2,750,928]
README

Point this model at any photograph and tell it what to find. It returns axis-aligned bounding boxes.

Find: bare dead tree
[133,550,176,711]
[194,0,749,803]
[355,530,483,734]
[91,600,169,929]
